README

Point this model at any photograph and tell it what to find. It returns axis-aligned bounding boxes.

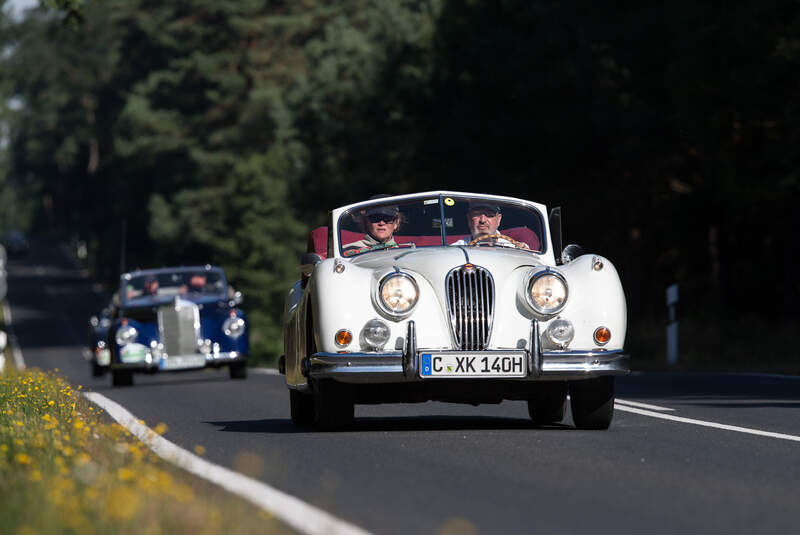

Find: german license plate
[420,352,526,377]
[159,355,206,370]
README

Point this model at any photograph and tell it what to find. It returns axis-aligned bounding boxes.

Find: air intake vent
[158,298,200,356]
[445,264,494,350]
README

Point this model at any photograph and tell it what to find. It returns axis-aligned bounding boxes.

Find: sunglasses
[367,214,397,223]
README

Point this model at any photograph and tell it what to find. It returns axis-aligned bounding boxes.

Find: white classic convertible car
[281,192,629,430]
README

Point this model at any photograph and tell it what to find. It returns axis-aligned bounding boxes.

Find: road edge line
[83,391,371,535]
[615,404,800,442]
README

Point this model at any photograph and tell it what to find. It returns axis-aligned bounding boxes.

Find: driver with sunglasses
[343,204,400,255]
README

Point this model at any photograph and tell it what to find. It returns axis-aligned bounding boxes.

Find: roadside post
[666,284,679,366]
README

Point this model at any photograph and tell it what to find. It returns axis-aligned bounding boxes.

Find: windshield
[339,195,544,257]
[122,269,227,306]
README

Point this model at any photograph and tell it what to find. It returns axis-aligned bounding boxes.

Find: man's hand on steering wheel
[468,233,529,249]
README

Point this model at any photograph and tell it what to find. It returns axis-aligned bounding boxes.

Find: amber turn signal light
[334,329,352,347]
[593,326,611,345]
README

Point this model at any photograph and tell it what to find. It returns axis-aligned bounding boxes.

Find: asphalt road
[5,241,800,535]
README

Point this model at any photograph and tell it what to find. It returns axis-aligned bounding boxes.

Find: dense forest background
[1,0,798,369]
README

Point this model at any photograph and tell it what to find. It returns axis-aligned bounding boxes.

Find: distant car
[108,265,248,386]
[4,230,29,256]
[87,302,113,377]
[282,191,629,430]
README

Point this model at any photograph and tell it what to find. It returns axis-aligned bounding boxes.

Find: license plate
[420,352,526,377]
[159,355,206,370]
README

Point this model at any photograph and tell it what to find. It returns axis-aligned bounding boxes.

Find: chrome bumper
[112,351,246,372]
[302,320,629,383]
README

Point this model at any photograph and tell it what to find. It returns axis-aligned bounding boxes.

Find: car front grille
[158,299,200,356]
[445,264,494,350]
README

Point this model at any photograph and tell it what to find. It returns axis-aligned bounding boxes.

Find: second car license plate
[159,355,206,370]
[420,352,526,377]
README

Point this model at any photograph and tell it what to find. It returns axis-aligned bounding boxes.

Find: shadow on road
[205,416,575,434]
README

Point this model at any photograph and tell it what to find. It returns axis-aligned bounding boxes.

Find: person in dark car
[142,276,159,296]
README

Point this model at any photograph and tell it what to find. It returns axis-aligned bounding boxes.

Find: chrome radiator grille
[158,299,200,356]
[445,265,494,350]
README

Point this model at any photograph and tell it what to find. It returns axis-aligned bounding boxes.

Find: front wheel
[229,361,247,379]
[312,379,354,431]
[290,389,315,426]
[91,360,106,377]
[112,369,133,387]
[569,377,615,430]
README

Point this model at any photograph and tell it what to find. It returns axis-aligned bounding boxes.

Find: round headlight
[527,271,568,315]
[378,273,419,316]
[361,318,391,350]
[223,316,246,338]
[115,325,138,346]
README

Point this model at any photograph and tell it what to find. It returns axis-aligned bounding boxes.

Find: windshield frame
[335,193,548,258]
[119,266,228,307]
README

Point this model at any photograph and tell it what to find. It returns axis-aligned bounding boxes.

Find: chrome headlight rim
[115,325,138,346]
[526,270,568,316]
[223,316,246,339]
[377,272,420,318]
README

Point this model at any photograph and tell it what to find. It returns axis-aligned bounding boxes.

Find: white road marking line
[250,367,279,375]
[615,398,675,411]
[3,300,26,370]
[615,404,800,443]
[83,392,371,535]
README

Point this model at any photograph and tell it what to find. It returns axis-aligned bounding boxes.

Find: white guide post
[666,284,679,366]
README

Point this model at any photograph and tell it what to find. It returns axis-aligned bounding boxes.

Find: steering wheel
[468,233,529,249]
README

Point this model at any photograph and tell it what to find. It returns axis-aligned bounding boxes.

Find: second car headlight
[223,316,246,338]
[527,271,568,315]
[115,325,138,346]
[378,273,419,316]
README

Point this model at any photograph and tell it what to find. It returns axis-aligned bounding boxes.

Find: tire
[527,382,568,426]
[312,379,354,431]
[290,389,315,426]
[569,377,615,430]
[91,361,105,377]
[229,362,247,379]
[112,369,134,387]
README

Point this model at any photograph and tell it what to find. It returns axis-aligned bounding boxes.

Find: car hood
[349,246,545,286]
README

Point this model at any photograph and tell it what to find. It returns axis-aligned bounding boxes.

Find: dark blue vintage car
[108,265,249,386]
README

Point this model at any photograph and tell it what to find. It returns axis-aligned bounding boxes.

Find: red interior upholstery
[308,227,329,259]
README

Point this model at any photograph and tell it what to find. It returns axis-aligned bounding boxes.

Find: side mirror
[89,316,99,328]
[549,206,563,265]
[300,252,323,276]
[561,244,584,264]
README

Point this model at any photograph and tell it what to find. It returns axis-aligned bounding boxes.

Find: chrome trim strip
[305,349,628,383]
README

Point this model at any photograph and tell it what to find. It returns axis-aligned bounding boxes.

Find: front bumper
[111,351,246,372]
[301,320,629,384]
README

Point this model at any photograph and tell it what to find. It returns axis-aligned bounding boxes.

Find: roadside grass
[627,316,799,375]
[0,367,293,534]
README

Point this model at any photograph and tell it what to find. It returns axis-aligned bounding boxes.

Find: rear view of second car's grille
[446,265,494,350]
[158,299,200,356]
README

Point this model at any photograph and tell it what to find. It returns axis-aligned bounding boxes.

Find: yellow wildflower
[117,467,136,481]
[15,453,31,464]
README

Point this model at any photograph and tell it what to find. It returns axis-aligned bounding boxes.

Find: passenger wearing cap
[452,202,528,248]
[343,204,401,255]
